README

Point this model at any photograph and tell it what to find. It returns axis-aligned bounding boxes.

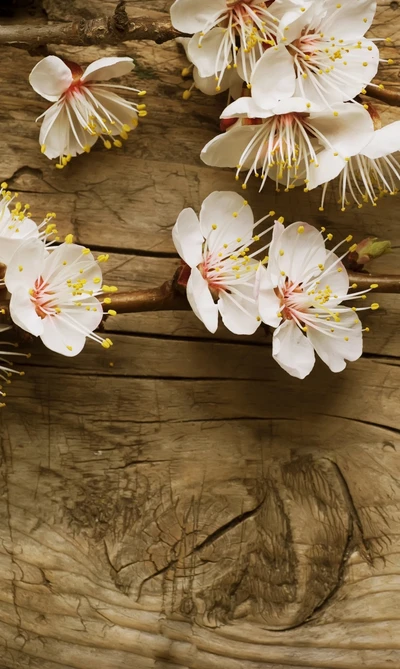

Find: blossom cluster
[173,191,379,379]
[0,185,115,403]
[172,0,400,210]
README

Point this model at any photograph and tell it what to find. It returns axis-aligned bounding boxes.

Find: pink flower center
[278,280,304,321]
[64,59,86,97]
[31,277,57,319]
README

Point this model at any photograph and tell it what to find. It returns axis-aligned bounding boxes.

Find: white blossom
[172,190,276,334]
[29,56,147,167]
[201,96,374,192]
[5,238,117,357]
[257,220,378,378]
[251,0,379,109]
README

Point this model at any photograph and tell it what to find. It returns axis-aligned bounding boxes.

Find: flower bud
[347,237,392,270]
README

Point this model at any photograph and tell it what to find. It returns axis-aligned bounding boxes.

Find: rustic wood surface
[0,1,399,667]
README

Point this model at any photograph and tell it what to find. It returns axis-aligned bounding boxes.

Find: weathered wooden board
[0,0,399,668]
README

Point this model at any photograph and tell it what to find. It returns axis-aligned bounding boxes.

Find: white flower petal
[317,253,350,304]
[40,296,103,357]
[324,0,377,40]
[201,125,264,169]
[187,266,219,333]
[272,97,324,114]
[5,238,45,293]
[199,191,254,250]
[29,56,73,102]
[9,286,43,337]
[362,121,400,159]
[309,103,374,158]
[170,0,226,33]
[273,319,316,379]
[39,103,97,159]
[221,96,273,119]
[81,57,134,82]
[218,287,260,335]
[42,243,101,293]
[251,46,296,110]
[257,265,282,328]
[307,308,362,373]
[275,222,327,285]
[307,149,346,190]
[264,220,285,285]
[188,29,227,78]
[172,208,204,267]
[278,4,314,44]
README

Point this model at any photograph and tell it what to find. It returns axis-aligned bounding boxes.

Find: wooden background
[0,1,399,667]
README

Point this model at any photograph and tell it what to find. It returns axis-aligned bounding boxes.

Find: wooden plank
[0,0,399,668]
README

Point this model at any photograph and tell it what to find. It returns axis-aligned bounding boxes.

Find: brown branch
[102,271,400,316]
[347,271,400,293]
[364,84,400,107]
[0,2,181,49]
[105,280,189,314]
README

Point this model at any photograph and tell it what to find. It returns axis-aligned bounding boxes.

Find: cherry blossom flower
[251,0,379,109]
[308,120,400,211]
[201,96,375,192]
[170,0,311,89]
[5,238,116,357]
[29,56,147,168]
[257,220,379,378]
[172,190,276,334]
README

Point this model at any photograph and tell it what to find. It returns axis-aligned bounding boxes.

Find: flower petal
[81,57,134,82]
[188,29,228,78]
[307,308,362,373]
[9,286,43,337]
[317,253,350,304]
[273,319,316,379]
[172,208,204,267]
[40,297,103,357]
[257,265,282,327]
[170,0,226,33]
[251,46,296,110]
[187,266,219,333]
[275,222,327,285]
[324,0,377,40]
[29,56,73,102]
[307,149,346,190]
[308,103,374,158]
[221,96,273,119]
[201,125,264,169]
[43,243,102,294]
[39,102,97,159]
[362,121,400,159]
[218,286,260,335]
[199,191,254,251]
[5,238,45,293]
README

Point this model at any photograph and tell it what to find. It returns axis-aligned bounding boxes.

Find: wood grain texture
[0,1,399,668]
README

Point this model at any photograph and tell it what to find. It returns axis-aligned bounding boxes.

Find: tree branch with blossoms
[0,0,399,110]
